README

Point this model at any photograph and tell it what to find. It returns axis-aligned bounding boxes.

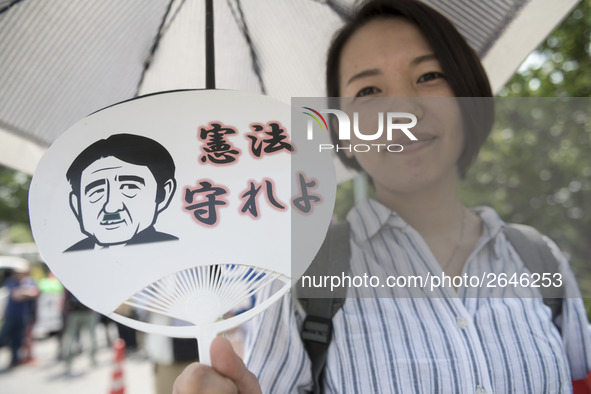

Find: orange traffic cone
[109,339,126,394]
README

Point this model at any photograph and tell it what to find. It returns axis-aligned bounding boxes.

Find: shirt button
[456,316,468,329]
[475,385,487,394]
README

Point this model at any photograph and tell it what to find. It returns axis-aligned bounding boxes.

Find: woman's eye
[417,72,445,83]
[355,86,381,97]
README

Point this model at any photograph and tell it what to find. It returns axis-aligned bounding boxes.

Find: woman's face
[338,17,464,197]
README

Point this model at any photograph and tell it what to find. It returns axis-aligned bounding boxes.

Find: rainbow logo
[302,107,328,132]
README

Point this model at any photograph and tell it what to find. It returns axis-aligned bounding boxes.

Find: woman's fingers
[210,337,262,394]
[172,336,261,394]
[172,362,238,394]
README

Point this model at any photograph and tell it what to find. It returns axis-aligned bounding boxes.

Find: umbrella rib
[135,0,178,97]
[226,0,267,94]
[162,0,191,34]
[317,0,350,21]
[0,0,25,15]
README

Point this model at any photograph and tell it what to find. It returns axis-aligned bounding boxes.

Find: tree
[497,0,591,98]
[460,0,591,299]
[0,165,31,226]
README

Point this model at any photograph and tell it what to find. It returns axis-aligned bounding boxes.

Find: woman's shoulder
[472,206,562,252]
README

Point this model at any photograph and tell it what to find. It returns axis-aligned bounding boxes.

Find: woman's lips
[398,136,436,153]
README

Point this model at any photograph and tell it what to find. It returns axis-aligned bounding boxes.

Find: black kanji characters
[199,122,241,165]
[240,179,286,219]
[292,172,322,214]
[246,122,294,158]
[183,180,229,226]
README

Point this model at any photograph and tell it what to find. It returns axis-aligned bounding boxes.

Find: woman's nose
[385,96,425,123]
[386,78,418,98]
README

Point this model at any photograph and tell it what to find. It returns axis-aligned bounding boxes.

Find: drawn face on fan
[65,134,177,252]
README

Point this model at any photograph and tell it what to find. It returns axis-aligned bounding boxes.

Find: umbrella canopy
[0,255,30,271]
[0,0,579,176]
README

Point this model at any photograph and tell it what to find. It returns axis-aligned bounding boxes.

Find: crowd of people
[0,258,39,368]
[0,263,213,393]
[0,262,141,371]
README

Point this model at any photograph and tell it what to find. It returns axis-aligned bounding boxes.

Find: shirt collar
[346,198,409,241]
[470,206,506,258]
[346,199,507,255]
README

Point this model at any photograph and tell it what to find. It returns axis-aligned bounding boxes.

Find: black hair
[66,133,176,202]
[326,0,494,177]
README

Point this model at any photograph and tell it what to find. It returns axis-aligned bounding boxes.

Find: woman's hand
[172,336,262,394]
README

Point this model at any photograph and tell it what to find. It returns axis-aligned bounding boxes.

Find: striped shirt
[245,198,591,393]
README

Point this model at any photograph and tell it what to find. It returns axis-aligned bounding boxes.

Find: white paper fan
[110,264,290,364]
[29,90,336,366]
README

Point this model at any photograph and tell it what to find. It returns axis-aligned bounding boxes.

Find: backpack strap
[298,222,564,393]
[296,222,351,394]
[503,223,564,323]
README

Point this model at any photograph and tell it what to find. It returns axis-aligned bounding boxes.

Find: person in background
[145,314,199,394]
[36,271,65,360]
[61,289,98,373]
[113,303,139,354]
[0,258,39,368]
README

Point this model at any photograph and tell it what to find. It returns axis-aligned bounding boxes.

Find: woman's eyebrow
[346,68,382,86]
[411,53,438,66]
[345,54,438,86]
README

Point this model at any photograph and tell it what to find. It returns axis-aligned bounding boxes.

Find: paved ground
[0,325,156,394]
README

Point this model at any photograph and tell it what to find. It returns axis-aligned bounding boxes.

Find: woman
[174,1,591,392]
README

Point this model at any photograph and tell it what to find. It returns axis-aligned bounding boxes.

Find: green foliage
[460,98,591,290]
[461,0,591,294]
[333,177,376,222]
[0,165,31,226]
[498,0,591,98]
[6,223,34,243]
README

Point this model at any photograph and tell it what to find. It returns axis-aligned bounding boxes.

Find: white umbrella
[0,0,580,176]
[0,255,30,271]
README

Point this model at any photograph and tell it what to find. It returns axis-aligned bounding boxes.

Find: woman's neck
[374,173,464,239]
[374,172,483,276]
